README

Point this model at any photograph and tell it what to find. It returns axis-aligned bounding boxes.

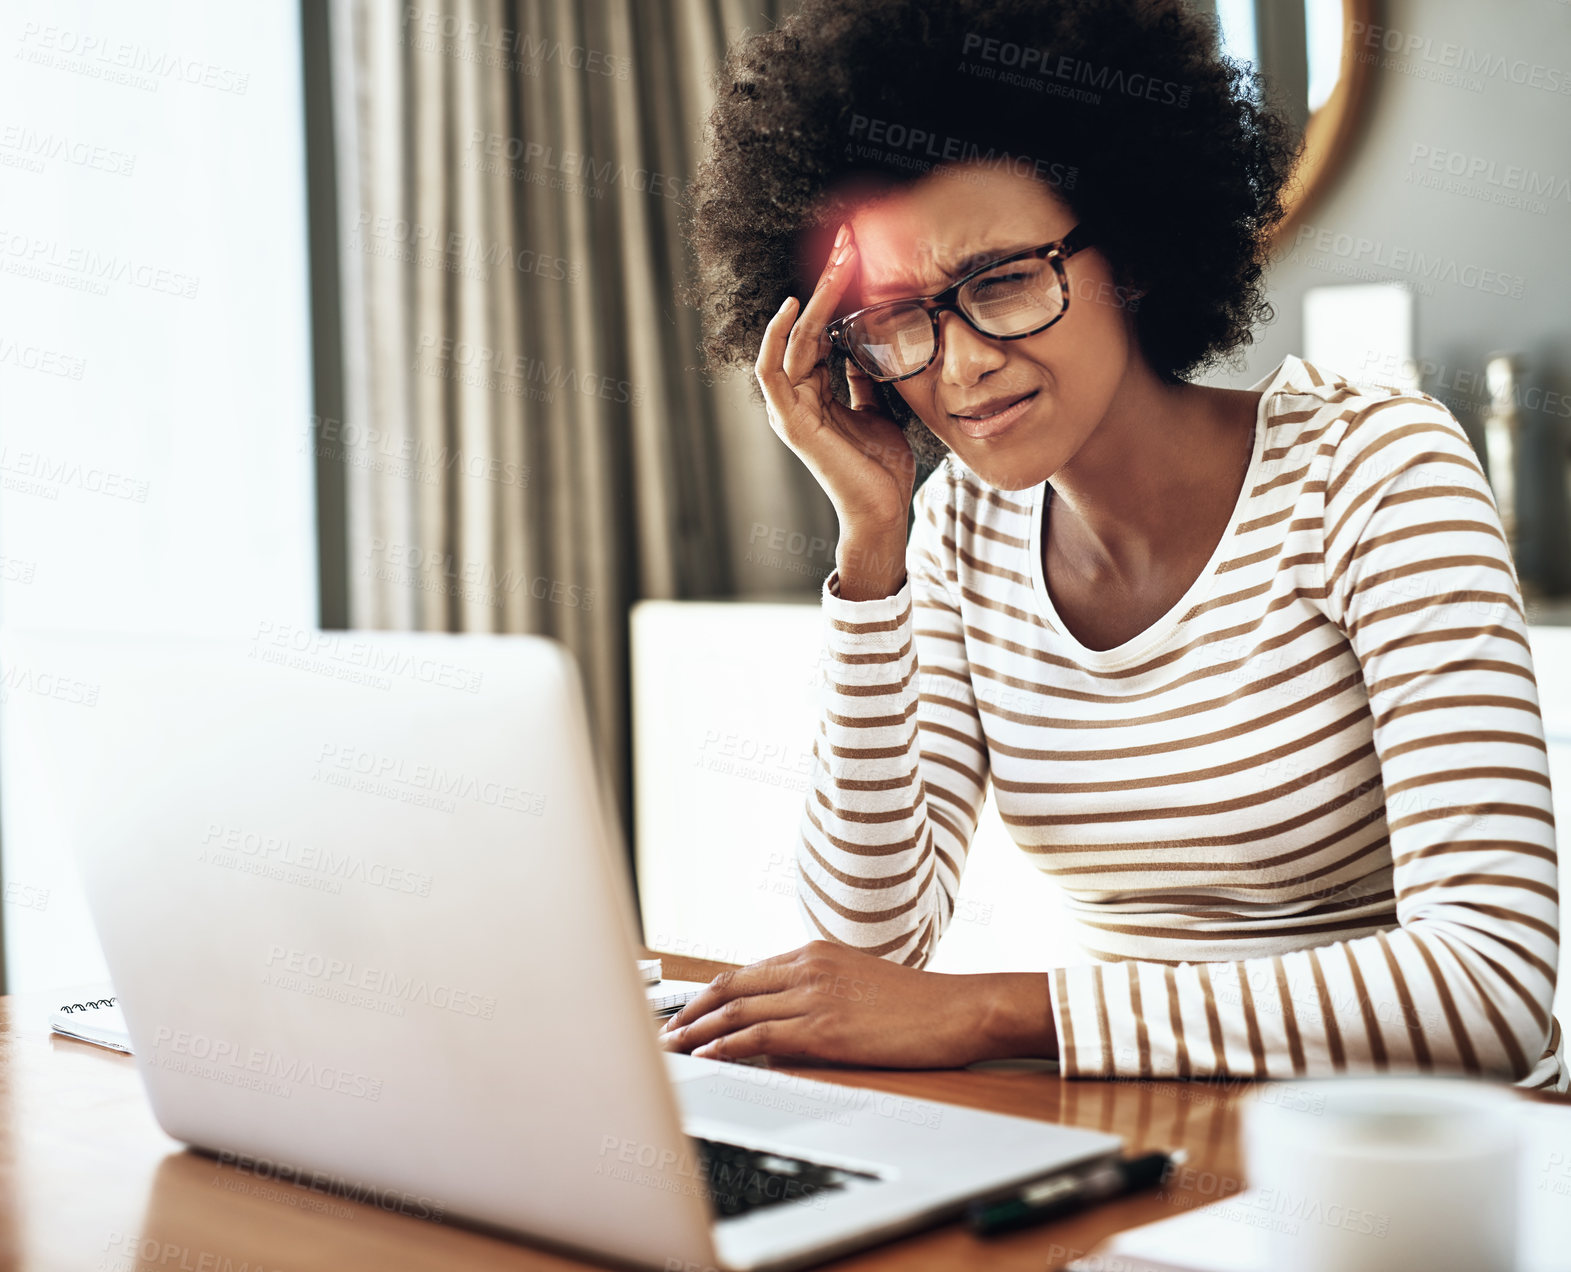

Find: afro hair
[678,0,1300,466]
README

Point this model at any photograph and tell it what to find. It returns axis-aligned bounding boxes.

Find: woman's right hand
[754,223,915,598]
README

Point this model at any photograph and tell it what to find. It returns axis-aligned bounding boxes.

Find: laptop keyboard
[691,1137,879,1220]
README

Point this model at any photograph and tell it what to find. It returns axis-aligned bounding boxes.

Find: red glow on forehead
[809,162,1067,309]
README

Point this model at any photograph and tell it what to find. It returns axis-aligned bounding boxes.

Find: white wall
[1213,0,1571,591]
[0,2,318,991]
[1222,0,1571,387]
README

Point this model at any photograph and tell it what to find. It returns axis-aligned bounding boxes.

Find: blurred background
[1,0,1568,1004]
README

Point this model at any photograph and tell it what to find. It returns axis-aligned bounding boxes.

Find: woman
[660,0,1564,1087]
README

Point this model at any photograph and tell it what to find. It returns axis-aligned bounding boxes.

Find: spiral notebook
[50,970,705,1054]
[50,995,132,1053]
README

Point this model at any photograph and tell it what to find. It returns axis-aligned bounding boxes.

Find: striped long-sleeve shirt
[796,353,1565,1089]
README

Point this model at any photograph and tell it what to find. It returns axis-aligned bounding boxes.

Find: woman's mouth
[949,389,1039,441]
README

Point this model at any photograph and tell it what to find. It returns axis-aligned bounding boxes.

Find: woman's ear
[1111,263,1150,313]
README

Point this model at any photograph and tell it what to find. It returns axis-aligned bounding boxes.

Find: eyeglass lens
[847,256,1066,379]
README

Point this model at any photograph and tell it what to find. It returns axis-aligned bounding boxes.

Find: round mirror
[1210,0,1375,242]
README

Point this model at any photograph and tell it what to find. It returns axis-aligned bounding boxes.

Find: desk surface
[7,951,1562,1272]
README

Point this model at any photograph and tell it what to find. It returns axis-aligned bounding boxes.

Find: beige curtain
[326,0,835,838]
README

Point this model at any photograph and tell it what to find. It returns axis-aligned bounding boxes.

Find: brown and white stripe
[797,353,1565,1089]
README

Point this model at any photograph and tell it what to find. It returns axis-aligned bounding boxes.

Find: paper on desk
[50,997,131,1053]
[48,980,706,1055]
[1064,1103,1571,1272]
[647,979,706,1015]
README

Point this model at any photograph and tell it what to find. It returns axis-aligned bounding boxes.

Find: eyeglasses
[825,225,1093,383]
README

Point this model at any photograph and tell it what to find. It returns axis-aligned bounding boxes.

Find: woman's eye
[974,273,1028,292]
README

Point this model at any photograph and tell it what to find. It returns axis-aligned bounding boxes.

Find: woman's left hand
[655,940,1042,1069]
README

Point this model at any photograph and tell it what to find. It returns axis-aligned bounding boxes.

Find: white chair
[631,601,1571,1019]
[629,598,1079,974]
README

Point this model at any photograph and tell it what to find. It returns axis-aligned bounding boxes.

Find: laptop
[0,625,1123,1272]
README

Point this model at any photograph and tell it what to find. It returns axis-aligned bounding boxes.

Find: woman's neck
[1046,359,1263,584]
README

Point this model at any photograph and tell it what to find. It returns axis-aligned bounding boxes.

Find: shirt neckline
[1026,355,1299,670]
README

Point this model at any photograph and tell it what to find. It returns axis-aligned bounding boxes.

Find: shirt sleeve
[794,462,991,966]
[1048,394,1562,1082]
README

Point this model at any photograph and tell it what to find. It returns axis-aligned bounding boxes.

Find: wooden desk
[7,954,1558,1272]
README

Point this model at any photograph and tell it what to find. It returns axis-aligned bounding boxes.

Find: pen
[965,1149,1179,1237]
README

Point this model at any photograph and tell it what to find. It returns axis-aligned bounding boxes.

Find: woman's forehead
[844,166,1071,300]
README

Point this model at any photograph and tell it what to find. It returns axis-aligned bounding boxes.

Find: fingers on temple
[782,240,856,383]
[754,297,799,406]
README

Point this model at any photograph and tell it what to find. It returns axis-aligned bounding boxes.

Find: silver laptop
[0,625,1122,1272]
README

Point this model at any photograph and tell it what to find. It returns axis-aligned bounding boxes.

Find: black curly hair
[678,0,1300,467]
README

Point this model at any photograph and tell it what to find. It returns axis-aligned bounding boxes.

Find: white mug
[1241,1076,1521,1272]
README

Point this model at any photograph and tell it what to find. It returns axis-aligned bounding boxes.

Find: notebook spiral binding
[58,997,117,1013]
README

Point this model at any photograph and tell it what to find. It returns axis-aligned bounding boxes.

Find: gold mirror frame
[1271,0,1376,245]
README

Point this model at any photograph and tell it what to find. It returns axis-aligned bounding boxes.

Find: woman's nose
[934,308,1007,386]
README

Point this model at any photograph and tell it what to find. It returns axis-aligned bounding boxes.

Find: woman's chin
[904,417,1061,496]
[976,465,1051,492]
[946,434,1060,492]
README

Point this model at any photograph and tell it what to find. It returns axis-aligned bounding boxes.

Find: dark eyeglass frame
[825,224,1094,383]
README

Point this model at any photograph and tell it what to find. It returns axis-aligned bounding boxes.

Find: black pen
[966,1150,1179,1237]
